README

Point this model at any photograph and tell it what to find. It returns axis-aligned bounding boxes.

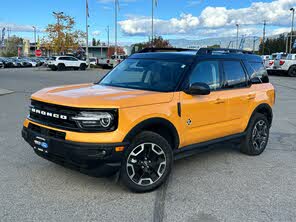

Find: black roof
[130,48,262,63]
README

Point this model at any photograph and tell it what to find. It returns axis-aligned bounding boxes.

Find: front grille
[29,100,80,131]
[28,123,66,140]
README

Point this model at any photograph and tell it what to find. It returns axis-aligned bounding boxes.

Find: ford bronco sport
[22,48,275,192]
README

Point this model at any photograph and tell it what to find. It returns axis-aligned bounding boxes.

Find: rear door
[221,60,253,134]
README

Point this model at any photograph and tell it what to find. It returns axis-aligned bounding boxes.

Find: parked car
[99,55,128,69]
[47,56,87,71]
[10,58,22,67]
[89,57,98,66]
[98,57,112,69]
[272,53,296,77]
[0,60,3,68]
[22,47,275,192]
[267,53,287,72]
[261,55,271,69]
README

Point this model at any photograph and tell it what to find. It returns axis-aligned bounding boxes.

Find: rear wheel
[57,63,65,71]
[240,113,270,155]
[288,66,296,77]
[120,131,173,192]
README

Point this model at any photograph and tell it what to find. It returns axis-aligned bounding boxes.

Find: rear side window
[247,62,269,83]
[223,60,247,89]
[189,60,221,91]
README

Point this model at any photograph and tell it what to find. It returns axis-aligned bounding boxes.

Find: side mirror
[185,82,211,95]
[250,77,262,84]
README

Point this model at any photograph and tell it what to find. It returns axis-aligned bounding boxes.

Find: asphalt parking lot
[0,68,296,222]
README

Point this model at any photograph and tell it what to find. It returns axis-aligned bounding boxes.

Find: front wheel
[288,66,296,77]
[120,131,173,192]
[240,113,270,155]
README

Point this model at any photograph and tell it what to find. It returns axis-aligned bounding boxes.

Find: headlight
[71,111,115,129]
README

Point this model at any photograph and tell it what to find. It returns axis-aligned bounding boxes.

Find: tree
[131,36,172,54]
[0,36,23,57]
[207,44,220,48]
[42,12,85,54]
[258,33,287,55]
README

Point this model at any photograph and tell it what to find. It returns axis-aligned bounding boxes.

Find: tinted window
[58,57,69,61]
[189,60,221,90]
[247,62,269,83]
[100,59,188,92]
[223,60,247,88]
[70,57,78,61]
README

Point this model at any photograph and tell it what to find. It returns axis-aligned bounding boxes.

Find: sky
[0,0,295,45]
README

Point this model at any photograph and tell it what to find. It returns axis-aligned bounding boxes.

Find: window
[223,60,247,88]
[59,57,70,61]
[69,57,78,61]
[247,62,269,83]
[189,60,221,90]
[100,59,188,92]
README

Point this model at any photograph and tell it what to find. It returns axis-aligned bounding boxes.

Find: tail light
[279,60,285,65]
[269,61,274,66]
[107,60,110,64]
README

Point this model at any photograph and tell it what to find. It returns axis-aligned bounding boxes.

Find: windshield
[99,59,188,92]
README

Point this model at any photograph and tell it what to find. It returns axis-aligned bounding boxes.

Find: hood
[31,83,174,109]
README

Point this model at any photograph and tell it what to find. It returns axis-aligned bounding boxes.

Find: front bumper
[22,125,128,177]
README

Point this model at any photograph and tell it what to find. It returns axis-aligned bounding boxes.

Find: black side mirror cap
[184,82,211,95]
[250,77,262,84]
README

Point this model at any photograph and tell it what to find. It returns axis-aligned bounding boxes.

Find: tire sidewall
[244,113,270,155]
[120,131,173,193]
[288,66,296,77]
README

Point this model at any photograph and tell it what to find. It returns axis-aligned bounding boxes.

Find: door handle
[247,94,256,100]
[214,98,225,104]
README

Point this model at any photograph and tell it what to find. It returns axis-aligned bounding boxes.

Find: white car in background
[272,53,296,77]
[47,56,87,71]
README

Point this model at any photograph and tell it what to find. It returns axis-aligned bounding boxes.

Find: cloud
[0,23,43,32]
[92,30,101,36]
[119,0,296,37]
[272,27,291,35]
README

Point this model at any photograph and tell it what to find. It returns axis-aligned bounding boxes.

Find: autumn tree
[131,36,172,54]
[42,12,85,54]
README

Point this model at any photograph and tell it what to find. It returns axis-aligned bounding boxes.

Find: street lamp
[290,7,295,53]
[32,26,36,53]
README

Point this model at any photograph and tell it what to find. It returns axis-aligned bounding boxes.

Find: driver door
[180,59,231,146]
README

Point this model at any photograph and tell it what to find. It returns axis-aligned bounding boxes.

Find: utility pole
[236,24,239,49]
[32,26,37,53]
[290,8,295,53]
[253,36,256,52]
[262,20,266,55]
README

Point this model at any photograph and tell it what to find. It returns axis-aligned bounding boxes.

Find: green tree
[92,38,97,46]
[0,36,23,57]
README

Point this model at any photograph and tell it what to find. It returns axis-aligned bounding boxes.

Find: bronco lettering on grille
[31,108,68,120]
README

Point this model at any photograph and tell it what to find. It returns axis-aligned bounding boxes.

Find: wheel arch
[247,103,273,130]
[123,117,180,150]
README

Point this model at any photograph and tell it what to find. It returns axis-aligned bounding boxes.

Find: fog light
[115,146,125,152]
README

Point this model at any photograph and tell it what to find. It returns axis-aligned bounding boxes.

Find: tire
[80,64,87,70]
[120,131,173,193]
[57,63,65,71]
[240,113,270,155]
[288,66,296,77]
[51,66,58,71]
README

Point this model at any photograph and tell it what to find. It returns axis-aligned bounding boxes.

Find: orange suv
[22,48,275,192]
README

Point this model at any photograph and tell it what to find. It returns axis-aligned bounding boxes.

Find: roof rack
[198,48,253,55]
[138,48,197,53]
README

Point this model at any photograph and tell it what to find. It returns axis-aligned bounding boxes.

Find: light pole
[236,23,239,49]
[105,25,110,58]
[262,20,266,55]
[53,11,64,55]
[114,0,119,56]
[290,7,295,53]
[32,26,36,53]
[151,0,158,47]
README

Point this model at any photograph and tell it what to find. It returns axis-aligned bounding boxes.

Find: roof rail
[138,48,197,53]
[198,48,253,55]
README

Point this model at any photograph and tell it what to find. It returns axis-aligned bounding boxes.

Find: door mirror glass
[185,82,211,95]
